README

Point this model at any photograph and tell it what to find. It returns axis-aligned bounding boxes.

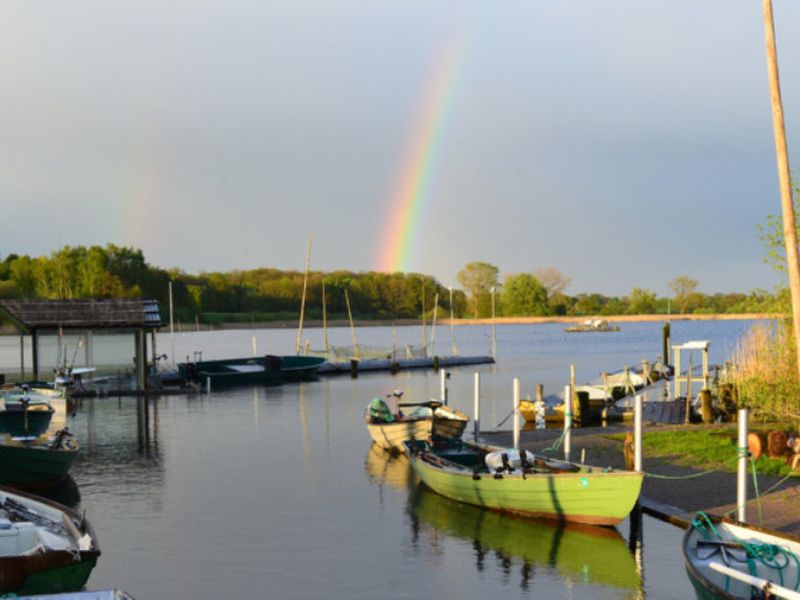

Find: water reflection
[363,444,418,491]
[408,485,642,594]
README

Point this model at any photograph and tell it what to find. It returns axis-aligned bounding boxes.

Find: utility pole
[763,0,800,382]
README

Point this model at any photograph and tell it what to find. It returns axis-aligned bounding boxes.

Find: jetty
[317,354,494,375]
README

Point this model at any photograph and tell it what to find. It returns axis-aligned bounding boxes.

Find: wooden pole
[296,233,313,355]
[322,281,329,355]
[763,0,800,382]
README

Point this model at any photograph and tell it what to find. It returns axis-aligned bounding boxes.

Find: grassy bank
[605,426,799,477]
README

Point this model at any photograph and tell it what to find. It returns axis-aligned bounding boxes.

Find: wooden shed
[0,299,162,391]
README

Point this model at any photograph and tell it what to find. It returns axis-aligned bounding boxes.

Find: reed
[730,320,800,421]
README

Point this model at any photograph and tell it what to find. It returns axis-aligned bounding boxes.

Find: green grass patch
[605,426,798,477]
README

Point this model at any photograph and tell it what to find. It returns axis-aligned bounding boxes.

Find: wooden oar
[708,561,800,600]
[398,401,442,409]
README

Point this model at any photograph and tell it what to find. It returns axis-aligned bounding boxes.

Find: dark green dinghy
[179,355,326,386]
[0,430,79,487]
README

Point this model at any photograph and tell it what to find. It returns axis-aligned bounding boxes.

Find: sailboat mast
[344,289,360,360]
[322,281,329,354]
[296,233,313,355]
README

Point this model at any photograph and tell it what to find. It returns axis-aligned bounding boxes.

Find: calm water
[0,320,762,598]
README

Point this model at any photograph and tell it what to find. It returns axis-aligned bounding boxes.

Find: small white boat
[684,512,800,599]
[0,486,100,595]
[364,393,469,452]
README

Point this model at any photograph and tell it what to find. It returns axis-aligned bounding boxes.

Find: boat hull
[0,438,78,486]
[0,408,54,438]
[366,419,432,451]
[180,355,325,386]
[406,442,643,526]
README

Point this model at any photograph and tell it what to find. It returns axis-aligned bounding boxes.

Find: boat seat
[0,520,39,556]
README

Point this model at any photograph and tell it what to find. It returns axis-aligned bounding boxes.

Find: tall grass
[730,320,800,420]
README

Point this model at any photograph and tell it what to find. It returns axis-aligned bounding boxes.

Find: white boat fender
[485,449,536,473]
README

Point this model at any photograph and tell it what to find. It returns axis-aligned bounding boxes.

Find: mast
[344,289,359,360]
[762,0,800,381]
[296,232,313,355]
[322,280,329,355]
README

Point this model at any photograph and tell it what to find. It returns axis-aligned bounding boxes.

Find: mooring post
[662,322,671,367]
[473,372,481,440]
[634,394,643,472]
[737,408,748,522]
[206,376,211,395]
[440,369,447,405]
[513,378,520,450]
[564,384,572,462]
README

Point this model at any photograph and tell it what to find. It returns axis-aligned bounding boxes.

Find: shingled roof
[0,299,162,331]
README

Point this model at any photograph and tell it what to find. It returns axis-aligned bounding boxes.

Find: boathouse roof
[0,299,162,332]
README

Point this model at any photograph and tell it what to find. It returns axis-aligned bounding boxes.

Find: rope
[643,455,741,480]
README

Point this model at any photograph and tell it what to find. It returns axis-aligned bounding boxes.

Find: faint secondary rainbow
[376,34,468,273]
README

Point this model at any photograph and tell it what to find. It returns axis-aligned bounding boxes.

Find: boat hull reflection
[409,485,642,592]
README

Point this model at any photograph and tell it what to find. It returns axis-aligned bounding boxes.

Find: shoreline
[196,312,780,331]
[0,312,779,335]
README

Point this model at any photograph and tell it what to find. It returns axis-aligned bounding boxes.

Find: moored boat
[178,355,326,386]
[364,395,469,452]
[404,438,643,526]
[0,430,79,487]
[0,387,55,438]
[684,512,800,599]
[18,591,133,599]
[0,486,100,595]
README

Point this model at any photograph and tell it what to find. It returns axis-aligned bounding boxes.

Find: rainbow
[376,35,467,273]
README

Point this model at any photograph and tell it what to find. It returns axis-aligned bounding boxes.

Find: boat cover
[368,398,395,423]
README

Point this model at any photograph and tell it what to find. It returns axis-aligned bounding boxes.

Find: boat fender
[471,469,481,481]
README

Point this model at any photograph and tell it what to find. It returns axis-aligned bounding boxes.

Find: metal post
[449,287,456,356]
[490,287,497,359]
[563,384,572,462]
[737,408,749,522]
[513,378,521,450]
[31,330,39,381]
[634,394,643,472]
[440,369,447,405]
[473,372,481,440]
[206,376,211,395]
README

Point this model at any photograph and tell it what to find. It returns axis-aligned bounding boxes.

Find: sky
[1,1,799,296]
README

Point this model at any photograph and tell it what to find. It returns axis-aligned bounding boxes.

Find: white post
[473,372,481,440]
[563,384,572,462]
[206,376,211,395]
[513,378,521,450]
[738,408,749,522]
[634,394,643,472]
[440,369,447,405]
[252,335,258,357]
[491,287,497,359]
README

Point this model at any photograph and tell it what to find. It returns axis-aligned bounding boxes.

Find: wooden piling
[700,389,713,423]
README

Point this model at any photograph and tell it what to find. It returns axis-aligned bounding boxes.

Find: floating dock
[317,354,494,375]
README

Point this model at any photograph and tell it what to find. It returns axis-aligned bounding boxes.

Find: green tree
[669,275,699,314]
[627,288,657,314]
[456,262,499,318]
[500,274,548,316]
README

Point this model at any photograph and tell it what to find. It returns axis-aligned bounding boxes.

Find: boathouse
[0,298,162,391]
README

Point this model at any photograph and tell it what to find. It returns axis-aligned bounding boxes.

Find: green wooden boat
[0,430,79,487]
[404,438,643,526]
[0,486,100,595]
[0,387,55,438]
[411,485,641,591]
[179,355,326,386]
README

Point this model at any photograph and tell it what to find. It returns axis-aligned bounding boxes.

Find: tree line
[0,245,782,325]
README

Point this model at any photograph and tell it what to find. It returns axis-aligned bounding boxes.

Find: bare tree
[532,267,571,298]
[668,275,699,314]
